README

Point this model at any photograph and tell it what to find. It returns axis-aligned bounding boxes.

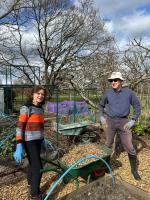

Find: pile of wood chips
[0,143,150,199]
[113,148,150,194]
[0,171,86,200]
[61,143,106,167]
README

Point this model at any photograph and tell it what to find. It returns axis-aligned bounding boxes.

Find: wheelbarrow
[41,144,112,190]
[58,121,97,143]
[58,121,91,135]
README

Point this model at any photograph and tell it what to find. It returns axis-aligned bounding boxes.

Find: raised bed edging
[59,175,150,200]
[0,158,28,186]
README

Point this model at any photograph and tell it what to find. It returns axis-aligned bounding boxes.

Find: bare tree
[121,38,150,90]
[69,49,118,89]
[0,0,34,81]
[0,0,21,21]
[0,0,116,97]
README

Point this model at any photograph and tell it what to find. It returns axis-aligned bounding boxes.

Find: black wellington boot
[128,154,141,180]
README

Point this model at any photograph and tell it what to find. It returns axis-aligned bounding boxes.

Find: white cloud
[116,39,128,50]
[116,12,150,37]
[106,13,150,50]
[0,0,18,17]
[104,20,114,33]
[139,36,150,47]
[93,0,150,49]
[0,24,38,49]
[94,0,150,17]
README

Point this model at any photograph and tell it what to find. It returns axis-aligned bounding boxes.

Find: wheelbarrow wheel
[91,168,105,180]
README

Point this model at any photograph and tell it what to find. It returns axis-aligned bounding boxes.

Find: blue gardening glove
[124,120,135,131]
[13,143,23,163]
[100,116,108,128]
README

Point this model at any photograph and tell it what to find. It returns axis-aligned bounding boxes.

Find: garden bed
[60,175,149,200]
[0,132,150,200]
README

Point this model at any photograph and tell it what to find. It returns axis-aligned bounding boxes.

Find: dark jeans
[105,117,136,155]
[23,139,43,197]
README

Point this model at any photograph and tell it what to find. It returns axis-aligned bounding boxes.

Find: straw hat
[108,72,124,81]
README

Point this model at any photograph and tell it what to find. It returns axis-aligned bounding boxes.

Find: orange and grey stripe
[16,105,44,142]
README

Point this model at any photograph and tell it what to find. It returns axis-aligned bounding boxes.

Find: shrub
[132,123,146,136]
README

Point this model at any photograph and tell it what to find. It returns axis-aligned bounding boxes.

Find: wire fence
[1,86,150,126]
[138,95,150,126]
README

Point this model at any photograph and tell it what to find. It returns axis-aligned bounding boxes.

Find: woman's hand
[13,143,23,163]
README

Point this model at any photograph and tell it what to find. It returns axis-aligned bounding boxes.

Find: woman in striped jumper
[14,85,47,200]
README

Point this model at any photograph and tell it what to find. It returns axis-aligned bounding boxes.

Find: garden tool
[41,139,58,161]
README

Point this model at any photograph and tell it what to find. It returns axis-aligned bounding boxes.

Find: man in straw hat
[99,71,141,180]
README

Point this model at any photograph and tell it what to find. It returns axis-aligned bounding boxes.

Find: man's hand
[124,120,135,131]
[100,116,108,129]
[13,143,23,164]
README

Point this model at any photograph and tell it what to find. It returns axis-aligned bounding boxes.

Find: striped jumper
[16,104,44,143]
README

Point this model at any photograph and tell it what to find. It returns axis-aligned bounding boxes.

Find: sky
[1,0,150,53]
[93,0,150,50]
